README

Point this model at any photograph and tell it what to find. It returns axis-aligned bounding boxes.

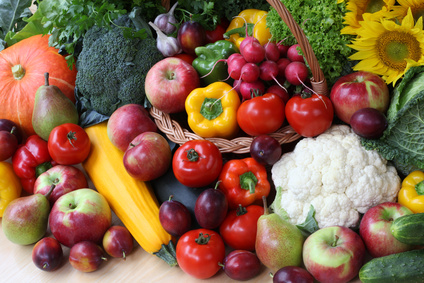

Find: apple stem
[332,235,340,247]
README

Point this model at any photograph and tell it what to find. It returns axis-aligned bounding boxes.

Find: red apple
[69,241,107,272]
[123,132,172,181]
[330,71,390,124]
[102,225,134,260]
[145,57,200,114]
[302,226,366,283]
[32,237,64,272]
[359,202,414,258]
[49,188,112,247]
[107,104,158,151]
[33,165,88,206]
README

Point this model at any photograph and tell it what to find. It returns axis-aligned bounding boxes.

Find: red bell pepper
[12,135,55,194]
[218,157,270,209]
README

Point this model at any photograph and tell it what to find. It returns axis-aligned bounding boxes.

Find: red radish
[285,61,309,85]
[276,58,291,80]
[240,38,265,64]
[241,63,260,82]
[259,60,279,81]
[227,53,247,80]
[267,84,290,104]
[233,79,242,95]
[239,80,265,100]
[264,42,280,62]
[277,41,290,58]
[287,44,304,62]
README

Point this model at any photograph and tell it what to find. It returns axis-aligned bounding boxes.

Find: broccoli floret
[75,15,163,117]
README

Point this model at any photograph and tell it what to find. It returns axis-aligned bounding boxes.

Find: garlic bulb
[153,2,178,35]
[149,22,182,57]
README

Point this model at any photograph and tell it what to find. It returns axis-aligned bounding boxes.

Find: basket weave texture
[150,0,328,154]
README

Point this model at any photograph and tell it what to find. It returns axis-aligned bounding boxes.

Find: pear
[2,185,55,245]
[255,197,304,273]
[32,72,78,140]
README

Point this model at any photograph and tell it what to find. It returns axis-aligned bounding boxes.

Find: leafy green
[296,205,319,237]
[362,66,424,175]
[176,0,270,30]
[0,0,34,50]
[266,0,354,86]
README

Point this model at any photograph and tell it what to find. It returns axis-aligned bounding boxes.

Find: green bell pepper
[192,40,238,86]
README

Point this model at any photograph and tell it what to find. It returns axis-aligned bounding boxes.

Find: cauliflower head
[270,125,400,228]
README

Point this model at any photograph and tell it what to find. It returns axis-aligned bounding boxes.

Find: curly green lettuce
[266,0,354,86]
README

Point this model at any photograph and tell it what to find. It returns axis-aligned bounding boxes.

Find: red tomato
[172,140,223,188]
[237,93,285,136]
[219,204,264,251]
[47,123,91,165]
[176,229,226,279]
[173,53,196,65]
[285,93,334,137]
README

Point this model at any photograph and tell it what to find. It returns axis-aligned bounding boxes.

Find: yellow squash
[82,121,176,265]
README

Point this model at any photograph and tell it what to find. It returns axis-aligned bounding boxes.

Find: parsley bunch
[266,0,354,86]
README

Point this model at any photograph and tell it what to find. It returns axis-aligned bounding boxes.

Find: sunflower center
[377,31,422,70]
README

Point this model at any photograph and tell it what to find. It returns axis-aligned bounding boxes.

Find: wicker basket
[149,0,328,154]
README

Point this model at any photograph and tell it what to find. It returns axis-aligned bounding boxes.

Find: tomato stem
[195,233,211,245]
[67,131,77,148]
[236,204,248,216]
[185,148,200,162]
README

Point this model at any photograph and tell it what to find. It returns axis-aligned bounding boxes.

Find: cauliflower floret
[271,125,400,228]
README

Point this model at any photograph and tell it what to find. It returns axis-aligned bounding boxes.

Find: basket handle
[266,0,328,96]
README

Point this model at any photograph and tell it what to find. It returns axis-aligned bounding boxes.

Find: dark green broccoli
[75,15,163,117]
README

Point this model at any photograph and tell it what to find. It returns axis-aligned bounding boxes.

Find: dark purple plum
[0,129,18,161]
[0,119,23,143]
[350,107,388,139]
[273,266,315,283]
[250,135,282,165]
[32,237,64,272]
[177,20,206,56]
[221,250,262,281]
[159,195,192,237]
[69,241,107,272]
[102,225,134,260]
[194,184,228,229]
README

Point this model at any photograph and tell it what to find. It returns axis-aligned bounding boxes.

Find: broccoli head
[75,15,163,117]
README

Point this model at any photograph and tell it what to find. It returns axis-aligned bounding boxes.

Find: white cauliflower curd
[270,125,400,228]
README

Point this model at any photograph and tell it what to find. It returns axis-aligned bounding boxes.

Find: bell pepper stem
[239,171,258,194]
[416,180,424,195]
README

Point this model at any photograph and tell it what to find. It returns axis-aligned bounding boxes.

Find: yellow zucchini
[82,121,176,265]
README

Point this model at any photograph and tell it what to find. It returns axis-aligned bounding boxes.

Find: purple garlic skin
[153,2,178,34]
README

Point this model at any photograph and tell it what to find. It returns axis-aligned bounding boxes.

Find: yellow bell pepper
[225,9,272,48]
[186,82,241,139]
[0,162,22,217]
[398,170,424,213]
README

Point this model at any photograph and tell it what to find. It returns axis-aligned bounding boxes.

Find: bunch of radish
[223,33,310,103]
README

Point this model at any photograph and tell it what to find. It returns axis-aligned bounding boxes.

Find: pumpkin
[0,34,77,138]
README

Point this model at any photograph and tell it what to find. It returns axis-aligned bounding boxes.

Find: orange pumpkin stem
[11,64,25,80]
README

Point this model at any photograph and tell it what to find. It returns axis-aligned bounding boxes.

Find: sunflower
[389,0,424,22]
[348,8,424,86]
[341,0,395,35]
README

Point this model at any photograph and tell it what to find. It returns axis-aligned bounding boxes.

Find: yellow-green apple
[330,71,390,124]
[123,132,172,181]
[144,57,200,114]
[49,188,112,247]
[34,165,88,206]
[107,104,158,152]
[69,241,107,272]
[359,202,414,258]
[302,226,366,283]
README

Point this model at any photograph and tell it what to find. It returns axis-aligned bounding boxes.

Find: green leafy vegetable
[362,66,424,175]
[296,205,319,237]
[266,0,354,86]
[0,0,34,50]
